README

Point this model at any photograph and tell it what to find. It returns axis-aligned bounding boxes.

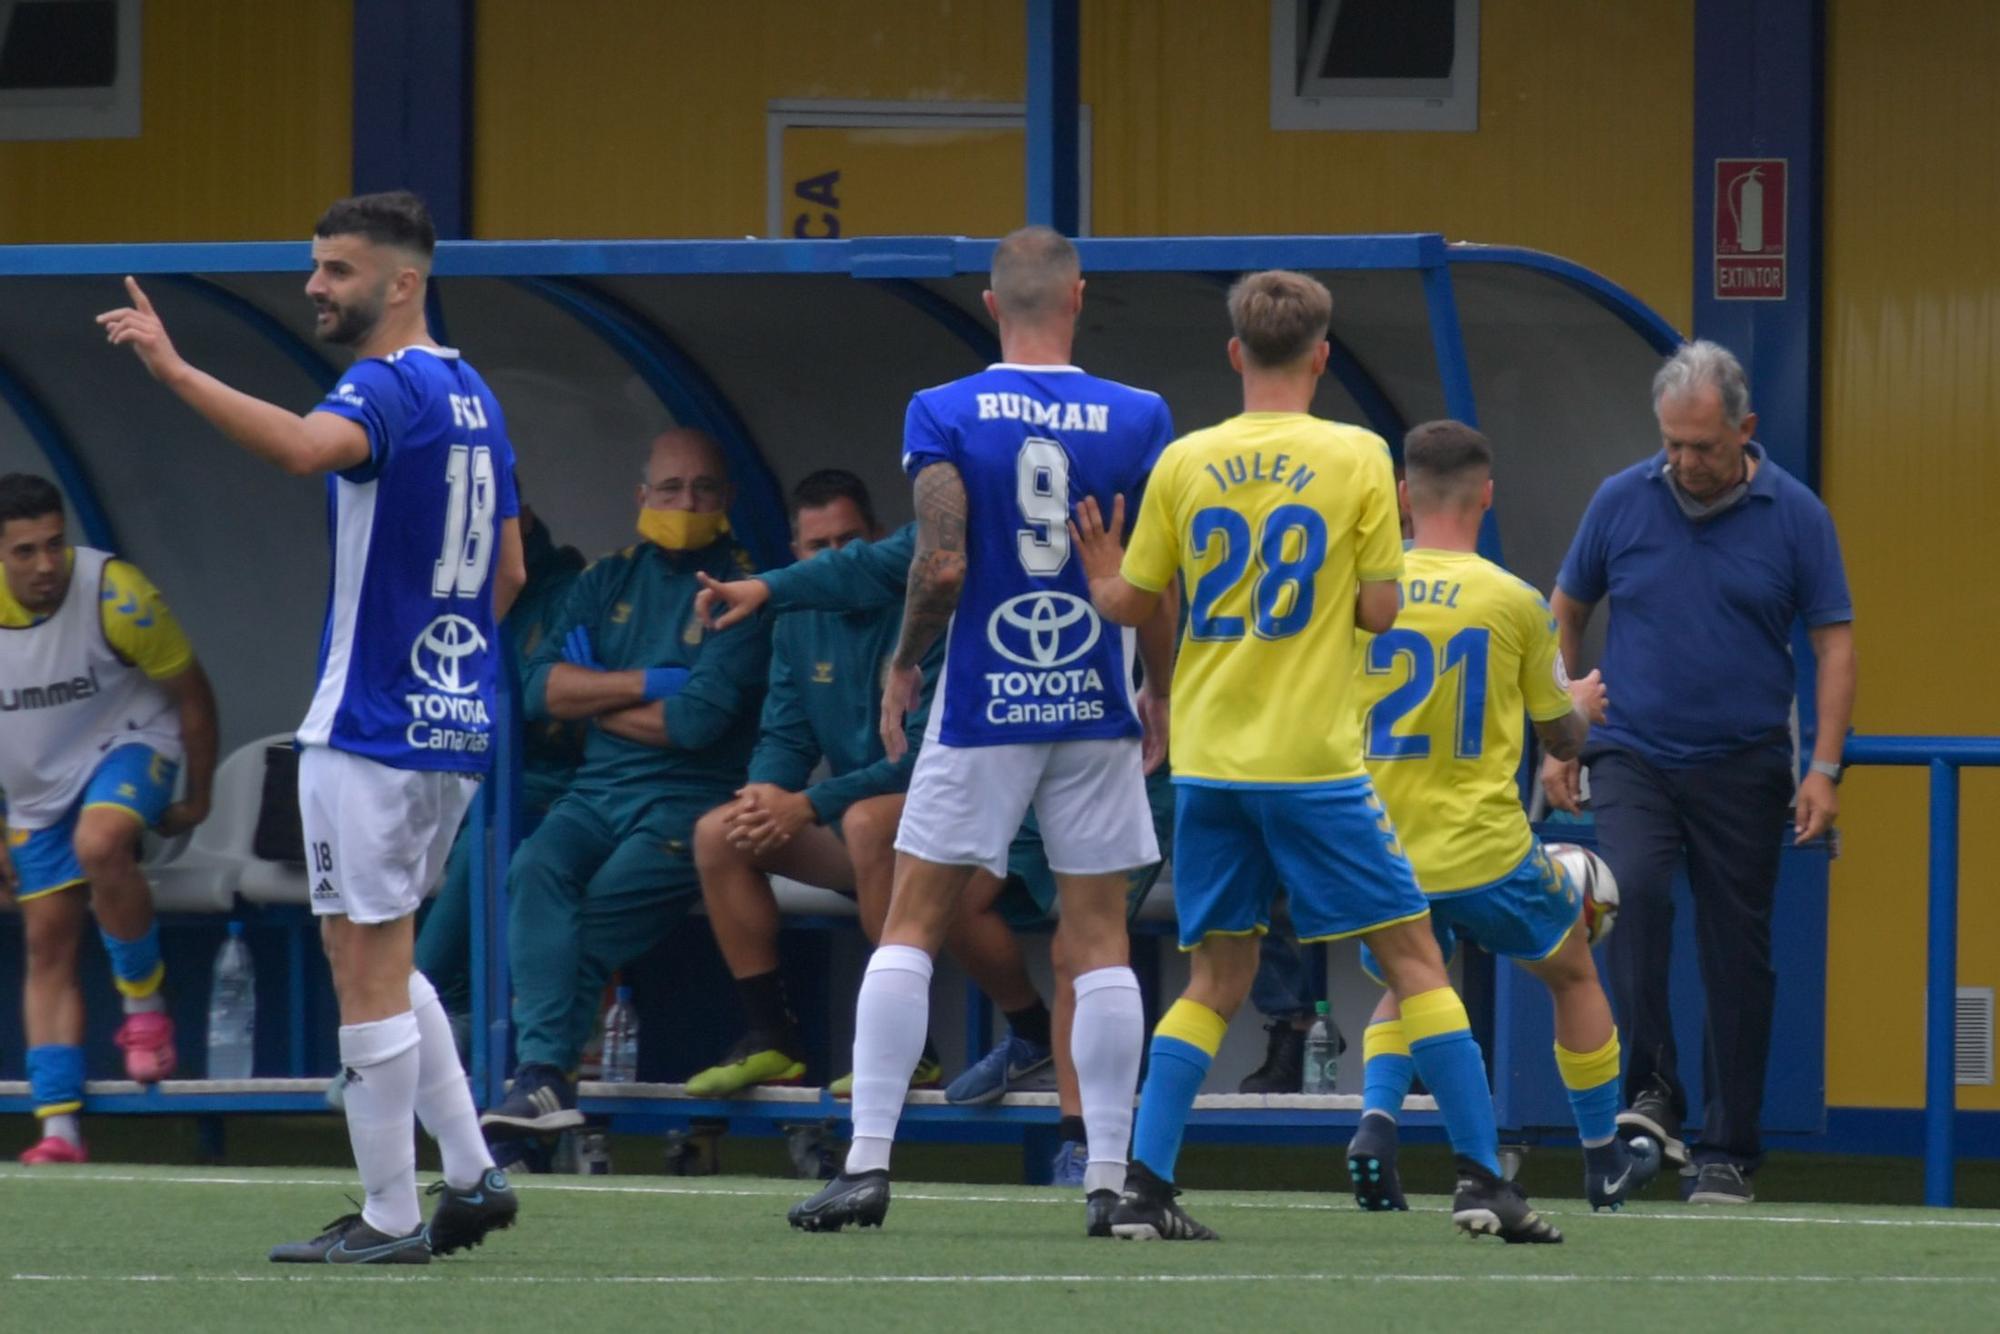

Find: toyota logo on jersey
[985,591,1101,668]
[410,614,487,695]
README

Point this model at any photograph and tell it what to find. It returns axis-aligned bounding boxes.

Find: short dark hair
[0,473,64,530]
[1402,420,1492,510]
[314,191,436,258]
[1227,270,1332,369]
[790,469,876,530]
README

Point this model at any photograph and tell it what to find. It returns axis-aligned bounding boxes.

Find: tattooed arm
[880,461,968,760]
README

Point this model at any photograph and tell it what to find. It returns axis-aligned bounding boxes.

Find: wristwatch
[1809,759,1842,785]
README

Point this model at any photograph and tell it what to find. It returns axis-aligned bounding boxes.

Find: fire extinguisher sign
[1714,158,1787,300]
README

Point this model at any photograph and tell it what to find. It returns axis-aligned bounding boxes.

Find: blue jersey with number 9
[299,345,520,773]
[901,363,1172,749]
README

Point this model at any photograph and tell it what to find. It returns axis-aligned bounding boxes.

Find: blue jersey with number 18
[902,362,1173,749]
[297,345,521,773]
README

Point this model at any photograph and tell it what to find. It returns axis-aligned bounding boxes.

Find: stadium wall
[1819,0,2000,1113]
[469,0,1692,329]
[0,0,352,244]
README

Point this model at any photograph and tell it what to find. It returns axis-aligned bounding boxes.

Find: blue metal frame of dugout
[12,232,1958,1194]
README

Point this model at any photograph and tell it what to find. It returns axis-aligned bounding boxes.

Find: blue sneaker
[1051,1139,1088,1188]
[479,1063,582,1139]
[944,1033,1054,1105]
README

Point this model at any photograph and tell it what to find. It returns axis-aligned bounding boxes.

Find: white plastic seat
[146,733,296,912]
[769,875,858,917]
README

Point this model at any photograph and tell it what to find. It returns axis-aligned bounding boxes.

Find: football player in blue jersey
[100,192,527,1263]
[789,226,1179,1237]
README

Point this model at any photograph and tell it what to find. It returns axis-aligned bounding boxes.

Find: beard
[314,292,385,347]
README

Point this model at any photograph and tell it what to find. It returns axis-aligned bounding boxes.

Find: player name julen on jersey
[1201,449,1318,495]
[972,392,1113,432]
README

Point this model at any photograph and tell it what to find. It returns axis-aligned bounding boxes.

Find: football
[1547,842,1620,945]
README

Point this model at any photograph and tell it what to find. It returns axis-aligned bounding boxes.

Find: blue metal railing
[1840,735,1999,1207]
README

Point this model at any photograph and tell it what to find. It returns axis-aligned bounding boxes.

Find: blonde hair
[1228,270,1332,369]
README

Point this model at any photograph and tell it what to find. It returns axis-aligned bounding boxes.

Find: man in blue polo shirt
[1543,340,1856,1205]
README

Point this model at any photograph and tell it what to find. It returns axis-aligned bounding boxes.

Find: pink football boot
[115,1011,178,1083]
[18,1135,88,1165]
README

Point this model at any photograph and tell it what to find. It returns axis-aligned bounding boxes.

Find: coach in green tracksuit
[413,507,588,1046]
[481,430,772,1139]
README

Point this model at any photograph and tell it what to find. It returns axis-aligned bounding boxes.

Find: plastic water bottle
[1302,1001,1339,1095]
[206,921,256,1080]
[602,986,639,1083]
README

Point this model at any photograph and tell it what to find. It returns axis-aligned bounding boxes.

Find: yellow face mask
[638,507,731,551]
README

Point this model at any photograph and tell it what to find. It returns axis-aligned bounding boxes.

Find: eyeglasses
[644,476,727,503]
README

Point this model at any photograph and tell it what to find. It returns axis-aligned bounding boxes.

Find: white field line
[6,1272,2000,1287]
[1,1169,1997,1231]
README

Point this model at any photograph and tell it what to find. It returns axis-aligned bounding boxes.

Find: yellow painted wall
[1082,0,1692,330]
[1821,1,2000,1110]
[474,0,1690,328]
[0,0,351,244]
[473,0,1025,242]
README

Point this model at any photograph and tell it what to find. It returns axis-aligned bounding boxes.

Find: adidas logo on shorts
[311,879,337,900]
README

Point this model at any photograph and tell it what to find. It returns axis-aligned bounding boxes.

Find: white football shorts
[895,735,1158,879]
[297,744,477,925]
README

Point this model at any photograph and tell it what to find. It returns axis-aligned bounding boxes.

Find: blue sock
[1130,1039,1212,1183]
[1361,1018,1415,1119]
[1402,987,1500,1175]
[1410,1032,1500,1175]
[27,1044,86,1118]
[1556,1036,1625,1146]
[101,922,164,1000]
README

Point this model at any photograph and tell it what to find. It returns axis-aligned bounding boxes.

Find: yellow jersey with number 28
[1123,412,1402,786]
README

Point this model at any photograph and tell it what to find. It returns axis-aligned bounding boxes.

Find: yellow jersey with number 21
[1358,548,1576,893]
[1123,412,1403,786]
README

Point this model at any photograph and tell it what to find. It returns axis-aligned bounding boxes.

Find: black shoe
[1108,1161,1218,1241]
[480,1063,583,1139]
[1451,1157,1562,1244]
[1616,1073,1689,1167]
[1685,1160,1755,1205]
[1085,1188,1118,1237]
[1585,1134,1662,1211]
[491,1135,556,1175]
[788,1169,890,1232]
[269,1209,431,1264]
[425,1168,520,1255]
[1237,1021,1306,1094]
[1345,1110,1408,1212]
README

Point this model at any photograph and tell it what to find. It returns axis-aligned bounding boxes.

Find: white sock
[122,992,166,1015]
[338,1012,422,1236]
[409,971,494,1190]
[1072,965,1144,1196]
[842,944,933,1177]
[43,1112,82,1146]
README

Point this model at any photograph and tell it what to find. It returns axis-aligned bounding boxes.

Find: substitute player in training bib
[0,473,219,1164]
[1343,421,1658,1215]
[1076,270,1558,1244]
[789,226,1178,1239]
[99,191,527,1264]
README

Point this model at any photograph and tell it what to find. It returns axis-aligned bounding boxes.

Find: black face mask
[1665,447,1754,521]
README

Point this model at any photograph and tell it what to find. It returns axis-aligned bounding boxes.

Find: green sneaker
[829,1058,943,1100]
[685,1036,806,1098]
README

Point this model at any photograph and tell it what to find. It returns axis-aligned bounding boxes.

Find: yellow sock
[1362,1019,1409,1063]
[1399,987,1471,1045]
[1154,998,1227,1056]
[1554,1033,1622,1091]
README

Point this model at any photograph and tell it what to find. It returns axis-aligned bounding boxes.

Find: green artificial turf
[2,1165,1997,1334]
